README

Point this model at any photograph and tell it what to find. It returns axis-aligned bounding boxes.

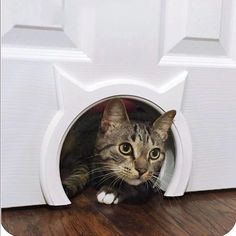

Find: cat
[60,98,176,204]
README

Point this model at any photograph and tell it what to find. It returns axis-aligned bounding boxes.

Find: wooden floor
[2,188,236,236]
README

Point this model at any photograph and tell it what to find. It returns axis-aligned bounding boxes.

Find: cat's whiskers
[144,181,149,192]
[97,174,116,187]
[96,166,120,178]
[97,172,114,181]
[73,154,100,161]
[88,162,117,171]
[151,174,161,189]
[109,176,121,190]
[87,169,105,176]
[118,175,125,191]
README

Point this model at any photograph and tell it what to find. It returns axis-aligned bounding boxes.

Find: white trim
[1,46,91,62]
[164,112,192,196]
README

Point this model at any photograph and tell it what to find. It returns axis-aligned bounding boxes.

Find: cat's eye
[149,148,160,160]
[119,143,133,155]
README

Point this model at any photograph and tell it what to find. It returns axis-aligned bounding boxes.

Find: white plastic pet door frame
[40,67,192,206]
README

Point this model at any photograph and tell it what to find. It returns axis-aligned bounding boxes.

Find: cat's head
[95,99,176,186]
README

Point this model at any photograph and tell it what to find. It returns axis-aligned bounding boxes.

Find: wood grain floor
[2,188,236,236]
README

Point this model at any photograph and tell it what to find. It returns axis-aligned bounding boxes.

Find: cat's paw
[96,188,119,205]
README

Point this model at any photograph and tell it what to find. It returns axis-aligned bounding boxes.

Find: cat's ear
[101,99,130,133]
[152,110,176,142]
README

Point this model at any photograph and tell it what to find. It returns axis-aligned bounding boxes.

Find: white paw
[97,191,119,205]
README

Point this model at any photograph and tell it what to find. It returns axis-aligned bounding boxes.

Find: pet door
[40,69,192,205]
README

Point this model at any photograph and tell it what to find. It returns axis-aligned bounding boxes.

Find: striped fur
[62,161,89,198]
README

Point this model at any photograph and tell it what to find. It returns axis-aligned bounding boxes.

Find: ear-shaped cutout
[101,99,130,133]
[153,110,176,141]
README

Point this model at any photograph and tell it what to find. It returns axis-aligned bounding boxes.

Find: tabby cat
[61,99,176,204]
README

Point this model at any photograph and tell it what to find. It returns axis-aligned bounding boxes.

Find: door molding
[40,66,192,205]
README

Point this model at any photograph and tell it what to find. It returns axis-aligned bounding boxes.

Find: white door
[2,0,236,207]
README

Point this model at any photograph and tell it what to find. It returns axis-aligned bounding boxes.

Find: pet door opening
[59,97,176,200]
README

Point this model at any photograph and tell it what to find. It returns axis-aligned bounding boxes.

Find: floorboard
[2,188,236,236]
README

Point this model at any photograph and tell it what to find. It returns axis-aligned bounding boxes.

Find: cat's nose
[136,168,147,176]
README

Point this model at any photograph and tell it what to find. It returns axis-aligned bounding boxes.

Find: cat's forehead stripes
[134,124,138,132]
[129,123,156,146]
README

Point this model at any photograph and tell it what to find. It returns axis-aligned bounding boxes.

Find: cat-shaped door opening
[59,98,176,201]
[40,93,191,206]
[40,69,192,206]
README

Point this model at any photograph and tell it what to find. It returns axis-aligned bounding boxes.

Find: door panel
[2,0,63,35]
[161,0,236,61]
[2,0,236,207]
